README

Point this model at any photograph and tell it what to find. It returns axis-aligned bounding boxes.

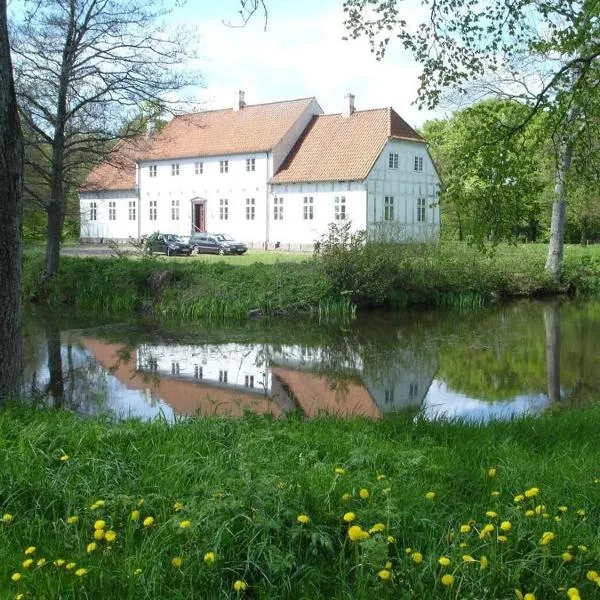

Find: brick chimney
[233,90,246,111]
[342,93,355,118]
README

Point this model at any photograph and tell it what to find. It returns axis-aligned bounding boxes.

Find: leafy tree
[343,0,600,281]
[0,0,23,398]
[11,0,200,280]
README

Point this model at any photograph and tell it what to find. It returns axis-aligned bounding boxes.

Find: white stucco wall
[80,190,140,241]
[366,139,440,241]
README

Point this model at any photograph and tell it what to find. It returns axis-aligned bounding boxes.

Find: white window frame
[219,198,229,220]
[388,153,399,169]
[273,197,283,220]
[246,198,255,220]
[246,158,255,172]
[171,163,179,176]
[303,196,314,220]
[384,196,394,221]
[195,161,203,175]
[149,165,157,177]
[334,196,346,220]
[171,199,180,221]
[149,200,157,221]
[220,160,229,173]
[89,202,97,221]
[417,197,426,222]
[108,201,116,221]
[414,156,424,172]
[128,201,136,221]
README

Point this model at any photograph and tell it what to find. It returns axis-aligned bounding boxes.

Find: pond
[21,300,600,422]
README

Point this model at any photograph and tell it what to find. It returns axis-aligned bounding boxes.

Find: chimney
[233,90,246,111]
[342,93,355,118]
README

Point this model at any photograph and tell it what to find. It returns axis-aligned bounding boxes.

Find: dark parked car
[146,233,191,256]
[190,233,248,255]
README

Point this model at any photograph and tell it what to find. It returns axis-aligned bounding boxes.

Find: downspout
[136,162,141,241]
[265,151,270,249]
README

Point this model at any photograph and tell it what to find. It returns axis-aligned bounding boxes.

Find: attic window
[246,158,255,172]
[220,160,229,173]
[388,153,398,169]
[414,156,424,172]
[195,161,203,175]
[171,163,180,176]
[149,165,157,177]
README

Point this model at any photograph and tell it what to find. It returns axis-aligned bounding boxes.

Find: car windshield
[215,234,234,241]
[165,235,184,242]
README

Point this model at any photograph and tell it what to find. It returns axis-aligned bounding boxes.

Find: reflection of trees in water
[544,302,561,403]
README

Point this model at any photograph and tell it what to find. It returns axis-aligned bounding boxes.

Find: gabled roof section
[139,97,316,161]
[81,136,150,192]
[271,107,423,184]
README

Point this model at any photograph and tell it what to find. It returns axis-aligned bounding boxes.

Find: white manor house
[80,92,440,249]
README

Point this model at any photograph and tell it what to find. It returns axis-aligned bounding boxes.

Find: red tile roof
[271,108,423,184]
[139,97,317,161]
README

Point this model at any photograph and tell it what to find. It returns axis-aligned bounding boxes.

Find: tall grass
[2,405,600,598]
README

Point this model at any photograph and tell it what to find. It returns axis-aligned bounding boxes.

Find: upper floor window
[414,156,424,172]
[334,195,346,220]
[128,201,136,221]
[219,369,228,383]
[219,198,228,220]
[246,198,255,220]
[273,197,283,220]
[303,196,314,220]
[220,160,229,173]
[384,196,394,220]
[246,158,255,172]
[89,202,97,221]
[171,163,179,176]
[195,161,203,175]
[389,153,399,169]
[149,165,157,177]
[149,200,157,221]
[417,197,426,222]
[108,201,116,221]
[171,199,180,220]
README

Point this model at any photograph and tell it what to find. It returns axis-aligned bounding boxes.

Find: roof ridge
[173,96,316,119]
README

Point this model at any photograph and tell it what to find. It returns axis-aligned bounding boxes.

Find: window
[149,200,157,221]
[89,202,97,221]
[384,196,394,221]
[273,197,283,220]
[409,382,419,398]
[334,196,346,220]
[171,199,180,220]
[303,196,313,220]
[195,161,203,175]
[219,370,228,383]
[246,158,255,172]
[108,201,116,221]
[384,389,395,404]
[219,198,228,220]
[194,365,203,379]
[128,201,136,221]
[245,375,254,388]
[417,197,426,222]
[149,165,157,177]
[414,156,424,172]
[171,362,180,375]
[388,153,399,169]
[246,198,255,220]
[220,160,228,173]
[171,163,179,176]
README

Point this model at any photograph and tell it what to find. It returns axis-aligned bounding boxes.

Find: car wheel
[218,248,225,256]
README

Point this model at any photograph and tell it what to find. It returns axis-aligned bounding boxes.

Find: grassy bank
[23,241,600,318]
[2,406,600,599]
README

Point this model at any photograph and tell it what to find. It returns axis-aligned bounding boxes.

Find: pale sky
[176,0,443,128]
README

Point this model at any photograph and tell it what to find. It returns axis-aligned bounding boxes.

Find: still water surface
[22,300,600,422]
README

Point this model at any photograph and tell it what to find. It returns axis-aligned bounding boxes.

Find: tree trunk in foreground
[545,137,574,283]
[0,0,24,399]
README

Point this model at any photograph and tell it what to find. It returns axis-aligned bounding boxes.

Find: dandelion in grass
[179,520,191,529]
[387,535,396,544]
[86,543,97,554]
[438,556,451,567]
[404,548,412,554]
[578,545,587,552]
[460,524,471,533]
[22,559,33,569]
[462,555,475,563]
[558,506,568,513]
[515,592,536,600]
[66,562,76,570]
[377,474,386,481]
[93,529,105,540]
[487,468,497,477]
[359,488,370,499]
[54,559,65,567]
[75,568,88,577]
[369,523,385,534]
[2,513,13,523]
[104,530,117,543]
[143,516,154,527]
[524,487,539,498]
[378,569,391,581]
[233,580,247,592]
[562,552,574,563]
[24,546,36,555]
[137,499,145,506]
[36,558,46,567]
[341,493,352,502]
[485,510,497,518]
[441,574,454,586]
[586,571,599,582]
[11,573,21,582]
[525,510,535,517]
[514,494,525,503]
[479,524,494,539]
[425,491,436,501]
[90,500,105,510]
[348,525,368,541]
[343,512,356,523]
[385,561,392,569]
[204,552,216,566]
[539,531,555,545]
[491,490,500,497]
[459,542,468,548]
[500,521,512,531]
[171,556,183,568]
[67,516,79,525]
[173,502,184,512]
[60,454,69,462]
[480,555,488,570]
[577,509,586,517]
[130,510,140,521]
[133,568,142,576]
[497,535,508,543]
[296,514,310,524]
[94,520,106,530]
[411,552,423,564]
[567,588,580,600]
[335,467,345,475]
[16,594,24,600]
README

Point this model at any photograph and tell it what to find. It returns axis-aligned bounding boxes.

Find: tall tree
[0,0,23,398]
[11,0,200,279]
[344,0,600,282]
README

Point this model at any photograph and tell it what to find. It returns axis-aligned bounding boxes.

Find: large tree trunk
[545,136,574,283]
[0,0,24,399]
[44,198,64,278]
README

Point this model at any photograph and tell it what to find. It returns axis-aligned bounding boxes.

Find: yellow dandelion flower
[54,559,65,567]
[524,595,536,600]
[586,571,599,582]
[387,535,396,544]
[539,531,555,545]
[335,467,345,475]
[93,520,106,530]
[577,509,586,517]
[462,555,476,563]
[404,547,412,554]
[479,523,494,539]
[491,490,500,497]
[385,561,392,569]
[343,512,356,523]
[171,556,183,568]
[179,520,192,529]
[86,542,97,553]
[514,590,524,600]
[75,568,88,577]
[514,494,525,503]
[24,546,36,555]
[130,510,140,521]
[204,551,216,565]
[359,488,369,500]
[348,525,366,541]
[104,530,117,543]
[567,588,580,599]
[296,514,310,525]
[497,535,508,543]
[376,474,386,481]
[487,467,497,477]
[500,521,512,531]
[233,579,247,592]
[441,574,454,586]
[425,491,436,501]
[561,552,573,562]
[459,542,468,548]
[93,529,105,540]
[578,545,587,552]
[524,487,539,498]
[525,510,535,517]
[341,493,352,501]
[143,516,154,527]
[173,502,184,512]
[480,555,489,570]
[2,513,14,523]
[378,569,391,581]
[411,552,423,564]
[90,499,105,510]
[16,594,24,600]
[60,454,69,461]
[534,504,546,515]
[369,522,385,534]
[460,524,471,533]
[11,573,21,582]
[22,559,33,569]
[36,558,46,567]
[65,562,76,570]
[67,516,78,525]
[133,568,142,576]
[558,506,568,513]
[485,510,497,518]
[438,556,451,567]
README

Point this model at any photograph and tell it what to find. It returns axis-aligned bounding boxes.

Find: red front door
[193,203,205,232]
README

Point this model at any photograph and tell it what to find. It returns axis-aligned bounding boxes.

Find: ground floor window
[273,197,283,220]
[128,201,136,221]
[417,197,426,222]
[220,199,229,220]
[335,196,346,220]
[384,196,394,221]
[89,202,97,221]
[108,201,116,221]
[149,200,157,221]
[171,199,180,221]
[246,198,255,220]
[303,196,313,220]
